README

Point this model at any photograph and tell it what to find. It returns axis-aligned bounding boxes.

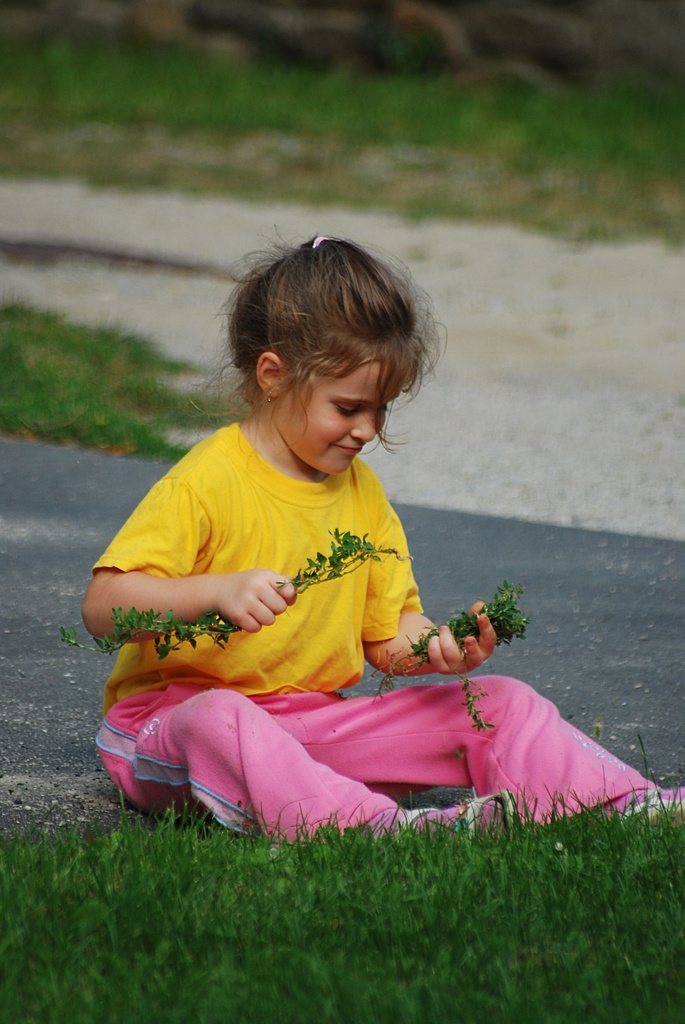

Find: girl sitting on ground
[83,236,684,838]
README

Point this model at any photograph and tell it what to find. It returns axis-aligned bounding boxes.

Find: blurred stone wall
[2,0,685,88]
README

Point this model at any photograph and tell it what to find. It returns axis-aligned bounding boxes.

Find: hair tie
[312,236,332,249]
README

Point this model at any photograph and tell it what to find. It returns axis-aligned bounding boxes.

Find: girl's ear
[255,351,286,398]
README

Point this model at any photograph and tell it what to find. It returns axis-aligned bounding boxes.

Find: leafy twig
[60,529,404,659]
[60,606,242,660]
[378,581,528,730]
[290,529,403,592]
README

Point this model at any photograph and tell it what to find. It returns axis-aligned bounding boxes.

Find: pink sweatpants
[97,677,653,839]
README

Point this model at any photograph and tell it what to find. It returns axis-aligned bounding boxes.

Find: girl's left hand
[426,604,497,675]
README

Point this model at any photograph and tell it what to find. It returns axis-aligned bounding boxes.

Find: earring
[267,394,272,403]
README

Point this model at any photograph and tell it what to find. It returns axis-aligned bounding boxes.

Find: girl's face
[262,361,391,483]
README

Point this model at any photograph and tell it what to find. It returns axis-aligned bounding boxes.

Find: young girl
[83,235,683,839]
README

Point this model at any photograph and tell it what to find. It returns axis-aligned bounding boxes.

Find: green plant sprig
[60,529,404,659]
[414,581,528,660]
[379,581,528,731]
[60,606,243,660]
[290,529,403,592]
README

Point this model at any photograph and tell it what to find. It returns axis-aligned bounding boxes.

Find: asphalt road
[2,436,683,837]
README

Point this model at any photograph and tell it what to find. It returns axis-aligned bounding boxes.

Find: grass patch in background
[0,303,230,458]
[1,811,684,1024]
[0,37,684,242]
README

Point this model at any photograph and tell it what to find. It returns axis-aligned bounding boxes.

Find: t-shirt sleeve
[359,482,423,644]
[92,475,213,579]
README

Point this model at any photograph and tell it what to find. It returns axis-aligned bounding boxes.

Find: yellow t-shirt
[95,424,422,713]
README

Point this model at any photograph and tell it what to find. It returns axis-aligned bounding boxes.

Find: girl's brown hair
[219,237,441,445]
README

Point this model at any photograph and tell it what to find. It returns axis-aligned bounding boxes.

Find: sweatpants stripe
[131,752,257,825]
[96,737,136,765]
[190,778,257,823]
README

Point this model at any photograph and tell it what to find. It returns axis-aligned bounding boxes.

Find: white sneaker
[623,788,685,826]
[398,790,518,834]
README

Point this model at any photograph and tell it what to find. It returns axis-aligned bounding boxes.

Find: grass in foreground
[1,810,684,1024]
[1,37,684,242]
[0,303,232,458]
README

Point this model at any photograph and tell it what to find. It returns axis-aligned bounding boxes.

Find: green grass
[1,37,684,241]
[1,811,684,1023]
[1,37,682,172]
[0,303,230,458]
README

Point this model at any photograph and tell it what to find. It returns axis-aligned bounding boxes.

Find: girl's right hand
[211,570,297,633]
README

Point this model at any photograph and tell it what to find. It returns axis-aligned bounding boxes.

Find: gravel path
[2,177,684,541]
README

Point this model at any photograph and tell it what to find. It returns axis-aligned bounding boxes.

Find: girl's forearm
[363,612,438,676]
[82,568,221,639]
